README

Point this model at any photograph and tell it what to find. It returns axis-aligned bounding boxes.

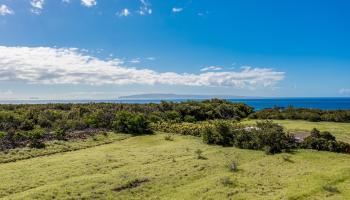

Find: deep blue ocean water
[0,98,350,110]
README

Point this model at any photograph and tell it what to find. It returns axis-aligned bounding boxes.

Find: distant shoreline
[1,97,350,110]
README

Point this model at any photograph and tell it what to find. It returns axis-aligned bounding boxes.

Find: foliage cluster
[202,121,296,154]
[249,107,350,122]
[0,99,252,150]
[301,128,350,153]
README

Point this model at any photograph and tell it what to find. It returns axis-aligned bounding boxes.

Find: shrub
[113,111,153,135]
[184,115,197,123]
[53,128,66,140]
[301,130,350,153]
[202,122,234,147]
[0,131,6,139]
[25,128,46,148]
[202,120,296,154]
[323,185,340,193]
[85,110,114,129]
[164,134,174,141]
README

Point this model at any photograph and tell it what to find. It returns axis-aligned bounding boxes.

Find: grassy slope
[0,133,130,163]
[1,133,349,200]
[242,119,350,143]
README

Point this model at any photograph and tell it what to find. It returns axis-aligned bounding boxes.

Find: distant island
[117,93,248,100]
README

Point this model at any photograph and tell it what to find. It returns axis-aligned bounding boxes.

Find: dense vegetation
[1,100,349,154]
[249,107,350,122]
[0,99,252,150]
[154,120,350,154]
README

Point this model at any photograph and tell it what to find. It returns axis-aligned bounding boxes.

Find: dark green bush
[183,115,197,123]
[202,120,296,154]
[202,122,235,147]
[301,129,350,153]
[113,111,152,135]
[53,128,66,140]
[25,128,46,148]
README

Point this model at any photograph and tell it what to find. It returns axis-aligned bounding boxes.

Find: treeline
[249,107,350,122]
[0,99,253,150]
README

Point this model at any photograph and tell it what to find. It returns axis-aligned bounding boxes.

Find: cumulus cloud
[339,89,350,95]
[30,0,44,14]
[0,46,285,88]
[0,4,14,16]
[172,7,183,13]
[200,66,223,72]
[81,0,97,7]
[117,8,131,17]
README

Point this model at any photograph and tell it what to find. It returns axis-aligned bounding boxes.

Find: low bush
[202,121,236,147]
[25,127,46,148]
[202,120,296,154]
[113,111,153,135]
[301,128,350,153]
[164,134,174,141]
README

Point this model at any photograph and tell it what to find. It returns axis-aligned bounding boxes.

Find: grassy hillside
[1,132,349,200]
[242,119,350,143]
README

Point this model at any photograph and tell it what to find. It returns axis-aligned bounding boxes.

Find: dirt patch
[292,131,310,142]
[113,178,150,192]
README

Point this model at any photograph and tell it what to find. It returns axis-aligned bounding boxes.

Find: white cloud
[138,0,152,15]
[146,57,155,61]
[30,0,44,14]
[0,46,285,88]
[62,0,70,3]
[339,89,350,95]
[0,4,14,16]
[172,7,183,13]
[118,8,131,17]
[200,66,223,72]
[81,0,97,7]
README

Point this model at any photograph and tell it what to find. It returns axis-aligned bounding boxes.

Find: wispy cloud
[200,66,223,72]
[138,0,152,15]
[146,57,155,61]
[339,88,350,95]
[117,8,131,17]
[81,0,97,7]
[172,7,183,13]
[0,46,285,88]
[30,0,44,15]
[129,58,140,64]
[0,4,14,16]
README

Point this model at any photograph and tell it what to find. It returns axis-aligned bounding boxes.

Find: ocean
[0,98,350,111]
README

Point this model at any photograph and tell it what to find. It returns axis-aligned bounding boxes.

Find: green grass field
[242,119,350,143]
[1,122,350,200]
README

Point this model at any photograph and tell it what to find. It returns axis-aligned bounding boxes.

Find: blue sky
[0,0,349,99]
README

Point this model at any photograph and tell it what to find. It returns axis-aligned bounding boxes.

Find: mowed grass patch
[0,133,349,199]
[242,119,350,143]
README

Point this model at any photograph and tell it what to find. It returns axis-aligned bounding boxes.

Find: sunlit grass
[0,132,349,199]
[242,119,350,143]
